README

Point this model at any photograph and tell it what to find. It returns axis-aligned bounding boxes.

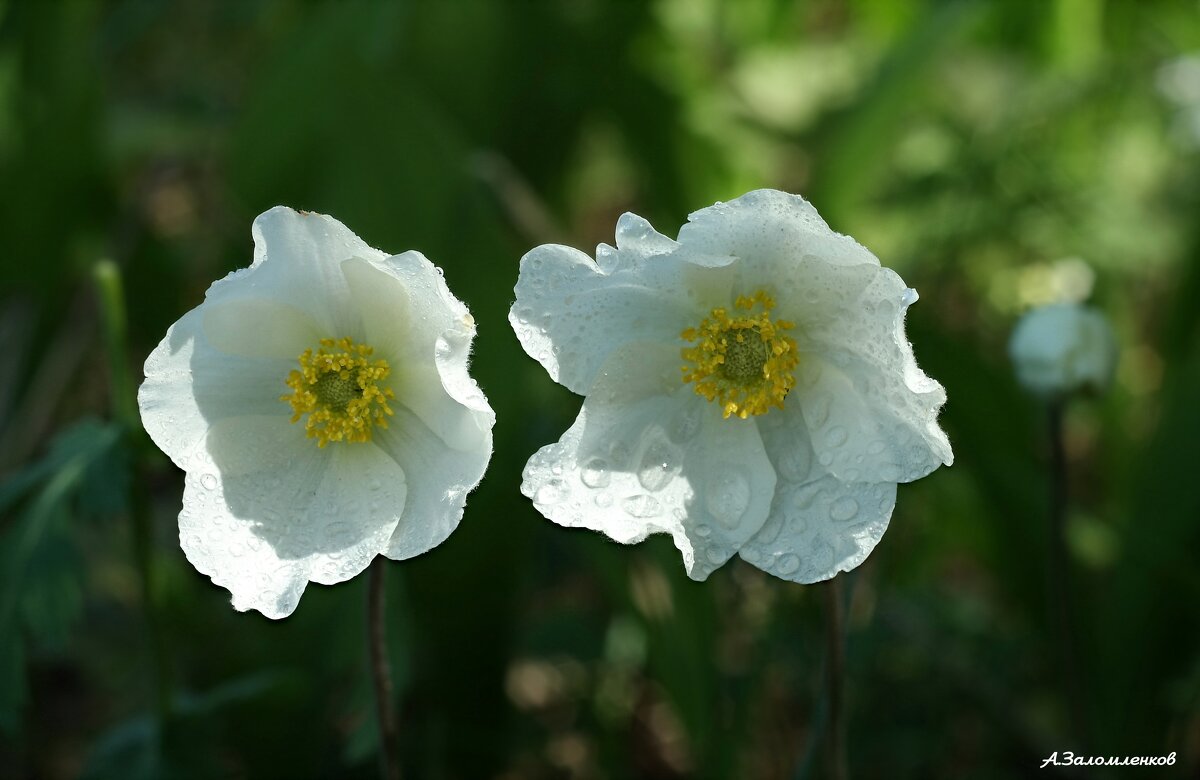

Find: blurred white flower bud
[1009,303,1117,397]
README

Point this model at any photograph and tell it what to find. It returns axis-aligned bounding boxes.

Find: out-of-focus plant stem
[93,261,138,432]
[824,576,847,780]
[368,558,401,780]
[1047,400,1087,752]
[93,259,171,723]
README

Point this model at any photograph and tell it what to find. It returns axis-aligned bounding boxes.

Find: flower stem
[368,557,401,780]
[93,259,171,722]
[92,260,139,432]
[1047,401,1088,751]
[823,576,847,780]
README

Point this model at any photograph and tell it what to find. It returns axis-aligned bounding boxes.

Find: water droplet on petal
[580,458,611,488]
[622,494,662,518]
[594,492,613,508]
[706,468,751,529]
[776,554,800,575]
[830,496,859,522]
[705,547,727,565]
[808,394,831,427]
[636,432,681,492]
[200,473,218,490]
[694,524,712,538]
[824,426,848,448]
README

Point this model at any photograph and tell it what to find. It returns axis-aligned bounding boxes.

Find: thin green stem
[131,470,170,721]
[92,260,138,432]
[824,576,847,780]
[368,558,401,780]
[93,259,170,722]
[1047,401,1088,752]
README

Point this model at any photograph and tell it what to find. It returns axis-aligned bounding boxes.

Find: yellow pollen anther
[281,337,395,447]
[680,290,798,419]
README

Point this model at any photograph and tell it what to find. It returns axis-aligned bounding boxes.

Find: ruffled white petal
[677,190,881,293]
[793,351,950,484]
[739,405,897,582]
[183,208,387,339]
[520,343,776,580]
[374,404,491,561]
[510,214,737,396]
[180,416,406,619]
[767,260,953,483]
[139,307,295,470]
[241,207,388,334]
[343,254,493,453]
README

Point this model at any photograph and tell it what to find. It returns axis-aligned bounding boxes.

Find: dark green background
[1,1,1198,778]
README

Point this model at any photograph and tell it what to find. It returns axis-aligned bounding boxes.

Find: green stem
[1047,401,1087,752]
[823,576,848,780]
[92,260,138,432]
[131,471,170,722]
[93,260,170,722]
[368,558,401,780]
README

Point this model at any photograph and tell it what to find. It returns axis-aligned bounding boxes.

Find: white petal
[762,260,951,483]
[234,207,388,335]
[739,406,897,582]
[510,224,737,396]
[342,254,494,452]
[612,212,681,258]
[244,205,388,333]
[202,297,323,359]
[795,351,950,484]
[374,404,491,561]
[139,307,296,470]
[180,416,406,619]
[520,343,776,580]
[677,190,880,293]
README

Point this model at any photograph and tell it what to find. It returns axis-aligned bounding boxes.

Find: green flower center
[313,372,362,413]
[720,330,770,383]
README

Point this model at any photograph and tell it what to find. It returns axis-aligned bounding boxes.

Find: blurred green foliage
[1,0,1199,778]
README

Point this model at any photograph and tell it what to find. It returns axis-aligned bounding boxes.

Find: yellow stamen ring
[282,337,395,447]
[680,291,798,419]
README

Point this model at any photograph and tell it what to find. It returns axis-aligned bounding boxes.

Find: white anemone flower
[139,207,494,618]
[1009,303,1117,397]
[510,189,952,583]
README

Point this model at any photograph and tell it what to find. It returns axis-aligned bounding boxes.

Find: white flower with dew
[510,189,952,583]
[1009,303,1117,397]
[139,207,494,618]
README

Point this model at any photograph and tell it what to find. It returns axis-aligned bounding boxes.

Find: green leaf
[0,417,124,732]
[82,673,288,780]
